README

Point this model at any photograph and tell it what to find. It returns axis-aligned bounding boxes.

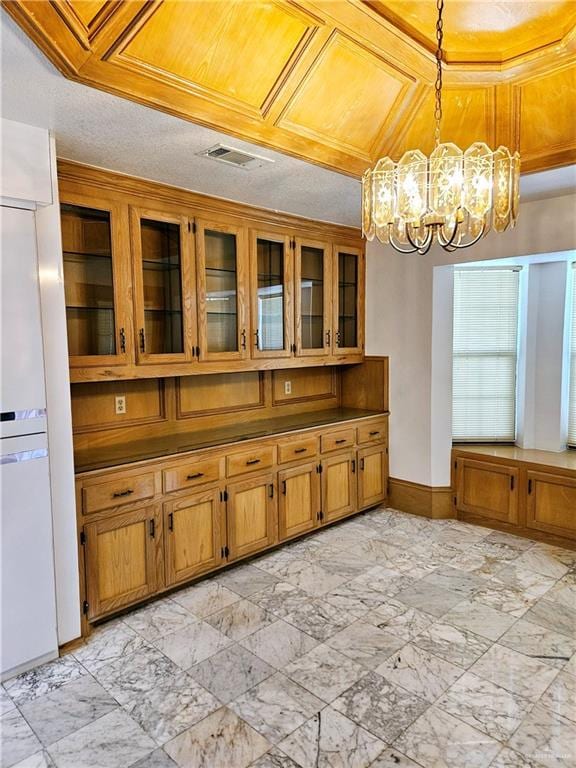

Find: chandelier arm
[405,222,434,253]
[452,220,487,249]
[436,217,461,248]
[388,230,420,254]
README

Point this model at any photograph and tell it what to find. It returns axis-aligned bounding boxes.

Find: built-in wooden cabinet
[278,461,321,541]
[322,450,357,523]
[455,457,519,524]
[358,444,388,509]
[333,245,364,355]
[295,238,332,357]
[526,470,576,539]
[227,474,278,560]
[163,488,224,586]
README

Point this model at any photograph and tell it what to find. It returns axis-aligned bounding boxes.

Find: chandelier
[362,0,520,254]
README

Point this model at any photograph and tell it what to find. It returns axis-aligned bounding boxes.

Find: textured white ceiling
[1,10,574,227]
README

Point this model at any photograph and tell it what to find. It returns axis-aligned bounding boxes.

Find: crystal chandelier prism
[362,0,520,254]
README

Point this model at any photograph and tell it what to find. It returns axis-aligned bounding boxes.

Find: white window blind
[568,264,576,447]
[453,267,520,442]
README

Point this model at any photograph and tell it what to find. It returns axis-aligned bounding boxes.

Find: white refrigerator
[1,205,58,679]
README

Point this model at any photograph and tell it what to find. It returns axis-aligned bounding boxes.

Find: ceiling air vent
[198,144,275,170]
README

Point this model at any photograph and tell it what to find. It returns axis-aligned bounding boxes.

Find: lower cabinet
[526,470,576,538]
[164,488,225,586]
[84,505,160,620]
[455,457,519,524]
[227,474,278,560]
[322,451,357,523]
[358,445,388,509]
[278,461,321,541]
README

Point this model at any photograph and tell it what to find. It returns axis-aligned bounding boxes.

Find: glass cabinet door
[60,200,131,366]
[333,245,364,354]
[251,231,293,359]
[196,220,247,361]
[295,238,331,357]
[131,208,193,363]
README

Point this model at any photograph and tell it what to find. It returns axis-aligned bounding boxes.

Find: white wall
[366,193,576,487]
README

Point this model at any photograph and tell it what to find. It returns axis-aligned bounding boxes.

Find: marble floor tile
[283,644,367,703]
[376,643,462,703]
[489,747,548,768]
[163,706,270,768]
[47,709,155,768]
[353,565,417,599]
[277,706,386,768]
[472,581,536,618]
[448,549,511,578]
[348,538,405,566]
[436,671,532,741]
[309,547,373,580]
[204,598,274,641]
[412,621,493,668]
[523,600,576,639]
[392,582,464,618]
[73,621,152,674]
[531,543,576,569]
[239,619,318,668]
[367,600,434,641]
[539,672,576,722]
[470,644,559,701]
[332,671,428,742]
[394,705,500,768]
[187,644,274,704]
[252,550,302,577]
[122,600,196,642]
[1,709,42,768]
[267,558,348,596]
[249,748,301,767]
[131,750,178,768]
[10,750,55,768]
[498,619,576,669]
[229,672,322,744]
[483,530,535,552]
[374,527,423,551]
[283,598,356,641]
[216,564,279,597]
[441,599,516,641]
[153,620,232,669]
[545,573,576,611]
[0,686,16,715]
[494,562,557,602]
[3,657,86,707]
[123,672,220,745]
[326,620,405,669]
[248,582,311,619]
[19,675,117,746]
[368,749,424,767]
[508,702,576,768]
[421,565,489,598]
[170,580,240,618]
[93,646,181,706]
[470,540,525,563]
[514,548,571,581]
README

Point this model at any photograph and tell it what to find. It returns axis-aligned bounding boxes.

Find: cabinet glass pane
[300,245,324,349]
[61,203,116,356]
[140,219,183,355]
[204,230,238,352]
[257,238,285,351]
[338,251,358,348]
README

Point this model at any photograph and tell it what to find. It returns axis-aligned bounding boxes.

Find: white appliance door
[1,433,58,678]
[0,206,47,414]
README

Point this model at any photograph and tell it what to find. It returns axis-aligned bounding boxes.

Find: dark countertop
[75,407,387,474]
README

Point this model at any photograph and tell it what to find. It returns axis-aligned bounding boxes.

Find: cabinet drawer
[227,445,275,477]
[83,473,155,515]
[357,420,387,445]
[277,436,318,464]
[321,428,355,454]
[163,457,221,493]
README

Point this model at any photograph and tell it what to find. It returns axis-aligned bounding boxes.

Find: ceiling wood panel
[3,0,575,176]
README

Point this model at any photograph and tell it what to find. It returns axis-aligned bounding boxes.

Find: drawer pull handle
[282,480,287,495]
[149,519,155,538]
[369,431,380,436]
[246,458,261,466]
[351,459,356,474]
[112,489,134,498]
[168,512,174,532]
[335,439,347,444]
[186,472,204,480]
[269,483,274,499]
[294,448,307,454]
[360,458,365,471]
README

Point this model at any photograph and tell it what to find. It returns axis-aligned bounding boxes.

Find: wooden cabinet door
[358,445,388,509]
[332,245,364,355]
[294,238,332,357]
[195,218,249,362]
[164,488,225,586]
[60,196,133,368]
[84,505,160,620]
[322,451,357,523]
[227,474,277,560]
[278,462,321,541]
[130,207,195,364]
[250,229,293,359]
[526,471,576,540]
[456,458,518,524]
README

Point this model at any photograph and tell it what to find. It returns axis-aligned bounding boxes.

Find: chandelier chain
[434,0,444,147]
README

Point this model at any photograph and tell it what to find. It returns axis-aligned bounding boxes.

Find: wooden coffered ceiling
[3,0,576,177]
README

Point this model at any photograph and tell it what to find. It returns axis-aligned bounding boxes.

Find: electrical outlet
[284,380,292,395]
[115,395,127,415]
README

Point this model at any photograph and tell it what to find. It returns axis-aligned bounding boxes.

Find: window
[453,267,521,442]
[568,264,576,447]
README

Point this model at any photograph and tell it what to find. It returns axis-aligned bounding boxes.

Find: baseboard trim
[59,636,85,655]
[388,477,455,519]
